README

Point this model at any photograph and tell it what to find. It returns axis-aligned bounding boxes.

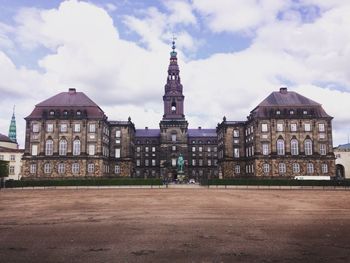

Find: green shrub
[5,178,162,188]
[207,178,350,187]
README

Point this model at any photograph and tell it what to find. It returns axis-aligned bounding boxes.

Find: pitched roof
[26,88,105,119]
[251,88,331,118]
[188,129,217,137]
[135,129,160,137]
[0,133,13,143]
[258,88,320,107]
[336,143,350,150]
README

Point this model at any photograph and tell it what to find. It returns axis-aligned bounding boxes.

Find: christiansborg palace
[22,43,335,180]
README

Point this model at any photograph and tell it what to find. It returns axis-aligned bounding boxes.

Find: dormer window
[290,110,294,115]
[276,110,280,115]
[49,110,55,116]
[303,110,308,115]
[63,110,68,116]
[76,110,81,116]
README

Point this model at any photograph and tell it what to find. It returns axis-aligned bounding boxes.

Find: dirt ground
[1,188,350,263]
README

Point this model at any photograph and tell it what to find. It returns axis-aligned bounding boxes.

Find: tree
[0,160,9,189]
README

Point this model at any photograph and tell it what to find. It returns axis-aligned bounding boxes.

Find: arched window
[171,101,176,112]
[73,139,81,156]
[291,139,299,155]
[277,139,285,155]
[59,139,67,156]
[304,139,313,155]
[45,139,53,156]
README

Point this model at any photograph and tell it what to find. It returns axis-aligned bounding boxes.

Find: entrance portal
[336,164,345,179]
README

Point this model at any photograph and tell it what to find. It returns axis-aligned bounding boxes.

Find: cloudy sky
[1,0,350,147]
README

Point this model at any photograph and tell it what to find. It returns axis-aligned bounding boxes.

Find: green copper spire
[8,105,17,143]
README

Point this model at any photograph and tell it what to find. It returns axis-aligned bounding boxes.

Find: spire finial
[170,34,177,58]
[13,105,15,116]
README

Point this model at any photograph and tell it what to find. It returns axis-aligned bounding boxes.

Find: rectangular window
[72,163,80,174]
[261,123,268,132]
[0,155,3,160]
[115,165,120,174]
[199,159,203,166]
[115,148,121,158]
[58,163,65,174]
[88,144,95,156]
[30,164,36,174]
[292,163,300,173]
[234,148,240,158]
[233,130,239,137]
[318,123,325,132]
[290,123,297,132]
[319,144,326,155]
[152,147,156,152]
[115,130,121,137]
[172,158,176,167]
[31,145,38,156]
[171,134,176,142]
[199,146,203,152]
[192,146,196,152]
[263,164,269,174]
[145,159,149,166]
[60,124,67,132]
[207,159,212,166]
[10,155,15,161]
[262,144,269,155]
[9,166,15,175]
[74,123,81,132]
[235,165,240,174]
[89,124,96,133]
[322,164,328,174]
[304,123,311,132]
[279,163,286,174]
[172,145,176,151]
[145,147,149,152]
[207,146,211,152]
[88,163,95,173]
[47,123,54,132]
[152,159,156,166]
[307,163,314,174]
[277,123,284,132]
[32,123,40,133]
[192,159,196,166]
[136,146,140,153]
[136,159,140,166]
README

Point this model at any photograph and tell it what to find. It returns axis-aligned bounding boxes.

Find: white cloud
[0,0,350,148]
[192,0,288,33]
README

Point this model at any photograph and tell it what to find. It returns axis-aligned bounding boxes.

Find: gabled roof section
[0,133,13,143]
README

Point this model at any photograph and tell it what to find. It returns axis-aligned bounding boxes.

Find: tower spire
[162,39,185,120]
[8,105,17,143]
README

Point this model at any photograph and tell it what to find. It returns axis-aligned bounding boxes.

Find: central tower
[162,41,185,120]
[159,40,188,181]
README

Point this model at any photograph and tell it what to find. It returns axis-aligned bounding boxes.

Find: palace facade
[22,43,335,180]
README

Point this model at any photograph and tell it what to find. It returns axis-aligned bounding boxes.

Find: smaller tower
[8,105,17,143]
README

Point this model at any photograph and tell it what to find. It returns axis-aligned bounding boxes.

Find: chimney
[145,127,148,130]
[280,87,288,94]
[68,88,76,94]
[198,126,202,130]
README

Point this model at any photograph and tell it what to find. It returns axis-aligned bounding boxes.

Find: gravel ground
[1,188,350,263]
